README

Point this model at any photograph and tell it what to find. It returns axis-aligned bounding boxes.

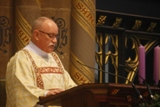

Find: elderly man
[6,17,77,107]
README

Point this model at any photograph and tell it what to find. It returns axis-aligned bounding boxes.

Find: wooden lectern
[37,83,160,107]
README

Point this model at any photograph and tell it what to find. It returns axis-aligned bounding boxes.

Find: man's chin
[46,48,54,53]
[49,49,54,53]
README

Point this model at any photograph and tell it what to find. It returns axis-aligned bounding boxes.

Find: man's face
[36,21,58,53]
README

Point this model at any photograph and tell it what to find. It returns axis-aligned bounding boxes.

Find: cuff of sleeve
[44,91,49,97]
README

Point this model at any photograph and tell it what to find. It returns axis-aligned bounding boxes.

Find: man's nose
[51,37,57,42]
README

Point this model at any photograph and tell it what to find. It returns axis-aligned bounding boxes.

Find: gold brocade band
[71,0,95,40]
[15,7,31,50]
[71,53,94,84]
[15,0,40,51]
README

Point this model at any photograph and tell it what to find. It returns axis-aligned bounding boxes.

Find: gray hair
[31,16,54,33]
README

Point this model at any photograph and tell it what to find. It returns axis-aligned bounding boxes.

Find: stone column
[70,0,96,84]
[15,0,41,51]
[0,0,14,106]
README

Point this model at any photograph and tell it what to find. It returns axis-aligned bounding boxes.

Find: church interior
[1,0,160,107]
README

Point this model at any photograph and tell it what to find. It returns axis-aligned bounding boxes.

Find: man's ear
[33,30,39,40]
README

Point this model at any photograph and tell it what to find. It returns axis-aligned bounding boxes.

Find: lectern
[37,83,160,107]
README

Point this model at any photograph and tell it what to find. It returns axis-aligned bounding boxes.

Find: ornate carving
[147,22,157,32]
[112,17,122,28]
[125,35,140,83]
[96,15,107,26]
[132,20,142,30]
[95,33,118,83]
[0,16,12,53]
[52,17,67,55]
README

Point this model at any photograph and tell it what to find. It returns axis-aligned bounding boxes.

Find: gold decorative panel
[96,9,160,84]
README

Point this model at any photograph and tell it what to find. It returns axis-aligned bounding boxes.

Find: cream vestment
[6,42,77,107]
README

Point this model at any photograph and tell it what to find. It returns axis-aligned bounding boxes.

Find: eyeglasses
[37,30,59,39]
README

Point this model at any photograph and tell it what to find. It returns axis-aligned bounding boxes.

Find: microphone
[119,64,154,100]
[76,61,144,101]
[138,76,154,101]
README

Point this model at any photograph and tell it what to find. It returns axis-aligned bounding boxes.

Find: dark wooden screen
[96,9,160,85]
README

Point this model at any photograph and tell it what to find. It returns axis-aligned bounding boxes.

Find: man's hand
[46,88,64,97]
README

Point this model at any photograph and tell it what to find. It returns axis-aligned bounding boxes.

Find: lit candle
[153,46,159,85]
[138,44,146,84]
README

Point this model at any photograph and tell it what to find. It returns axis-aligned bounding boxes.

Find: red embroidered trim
[23,49,64,89]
